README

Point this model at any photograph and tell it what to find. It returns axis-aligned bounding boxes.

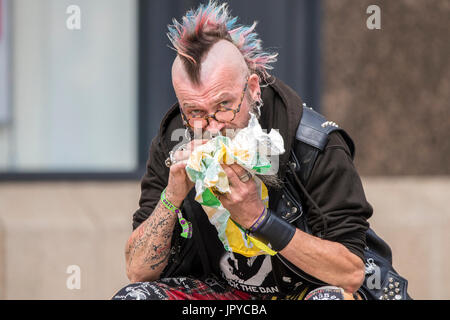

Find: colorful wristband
[161,189,192,239]
[249,207,268,233]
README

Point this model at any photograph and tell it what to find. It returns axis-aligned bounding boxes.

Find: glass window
[0,0,137,173]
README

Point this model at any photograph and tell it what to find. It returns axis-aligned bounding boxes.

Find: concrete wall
[0,178,448,300]
[0,181,136,299]
[321,0,450,175]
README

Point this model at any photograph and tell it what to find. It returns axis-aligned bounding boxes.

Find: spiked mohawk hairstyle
[167,1,278,84]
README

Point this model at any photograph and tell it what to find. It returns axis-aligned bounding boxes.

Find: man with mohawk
[113,1,372,300]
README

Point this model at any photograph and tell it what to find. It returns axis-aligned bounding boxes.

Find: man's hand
[165,139,208,206]
[219,164,265,229]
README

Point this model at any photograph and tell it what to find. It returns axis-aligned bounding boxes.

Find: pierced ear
[248,73,261,101]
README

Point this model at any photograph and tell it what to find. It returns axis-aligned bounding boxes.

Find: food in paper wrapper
[185,114,285,257]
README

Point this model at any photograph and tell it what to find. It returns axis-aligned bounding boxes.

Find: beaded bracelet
[248,207,268,233]
[160,189,192,239]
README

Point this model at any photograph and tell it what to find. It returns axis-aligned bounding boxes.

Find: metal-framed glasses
[181,77,249,129]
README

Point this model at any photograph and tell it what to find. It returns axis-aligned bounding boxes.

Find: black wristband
[251,209,296,251]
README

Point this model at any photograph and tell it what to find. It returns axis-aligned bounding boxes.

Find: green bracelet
[161,189,192,239]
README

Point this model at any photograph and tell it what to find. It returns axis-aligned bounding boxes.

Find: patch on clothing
[304,286,345,300]
[112,281,170,300]
[220,251,279,295]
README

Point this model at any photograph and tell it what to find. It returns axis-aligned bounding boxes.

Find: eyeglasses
[181,77,249,129]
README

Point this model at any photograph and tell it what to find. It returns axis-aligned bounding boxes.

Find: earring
[254,99,263,118]
[184,127,192,142]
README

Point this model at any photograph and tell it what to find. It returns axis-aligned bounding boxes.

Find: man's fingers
[221,164,241,187]
[173,149,191,163]
[170,161,188,175]
[228,164,249,181]
[173,139,208,162]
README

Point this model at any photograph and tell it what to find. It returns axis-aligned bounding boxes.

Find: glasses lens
[189,117,208,128]
[215,110,235,122]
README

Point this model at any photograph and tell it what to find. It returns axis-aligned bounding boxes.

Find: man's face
[176,72,253,137]
[172,40,261,138]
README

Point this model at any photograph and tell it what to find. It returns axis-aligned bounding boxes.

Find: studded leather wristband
[251,209,296,251]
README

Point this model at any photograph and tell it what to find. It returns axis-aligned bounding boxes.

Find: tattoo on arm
[126,200,177,273]
[146,243,172,270]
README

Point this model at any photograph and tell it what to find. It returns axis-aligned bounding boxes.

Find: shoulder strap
[296,105,340,150]
[292,105,355,185]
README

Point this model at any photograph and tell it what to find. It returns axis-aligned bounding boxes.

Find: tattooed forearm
[144,242,171,268]
[147,243,172,270]
[125,200,178,281]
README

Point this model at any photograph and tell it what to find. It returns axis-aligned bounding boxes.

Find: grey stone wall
[321,0,450,175]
